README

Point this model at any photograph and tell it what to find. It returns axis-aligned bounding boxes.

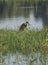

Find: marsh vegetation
[0,26,48,55]
[0,26,48,65]
[0,0,48,65]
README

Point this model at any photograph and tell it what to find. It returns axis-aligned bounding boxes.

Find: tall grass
[0,26,48,55]
[0,0,46,3]
[0,0,47,18]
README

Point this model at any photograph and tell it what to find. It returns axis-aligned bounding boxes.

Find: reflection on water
[0,11,43,30]
[0,52,48,65]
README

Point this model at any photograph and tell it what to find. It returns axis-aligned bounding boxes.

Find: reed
[0,26,48,55]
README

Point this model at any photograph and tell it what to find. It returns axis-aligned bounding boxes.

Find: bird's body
[19,21,29,31]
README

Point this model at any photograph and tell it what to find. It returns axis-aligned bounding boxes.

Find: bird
[19,21,29,31]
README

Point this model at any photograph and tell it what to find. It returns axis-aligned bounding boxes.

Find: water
[0,11,43,30]
[0,52,48,65]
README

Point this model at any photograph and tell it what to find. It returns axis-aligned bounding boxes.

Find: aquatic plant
[0,26,48,55]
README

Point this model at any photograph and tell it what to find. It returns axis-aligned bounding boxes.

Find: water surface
[0,11,43,30]
[0,52,48,65]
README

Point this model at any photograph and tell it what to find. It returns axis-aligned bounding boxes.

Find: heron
[19,21,29,31]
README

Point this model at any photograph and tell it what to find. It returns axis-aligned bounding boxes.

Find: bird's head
[26,21,29,25]
[26,21,30,25]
